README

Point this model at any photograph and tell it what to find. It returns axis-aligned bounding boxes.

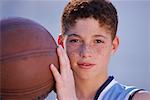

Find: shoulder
[132,90,150,100]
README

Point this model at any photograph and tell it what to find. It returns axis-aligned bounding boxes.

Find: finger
[63,35,69,63]
[57,35,69,63]
[50,64,62,83]
[63,35,68,53]
[57,46,67,73]
[57,45,70,70]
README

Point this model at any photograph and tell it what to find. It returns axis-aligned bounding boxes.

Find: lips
[77,62,95,69]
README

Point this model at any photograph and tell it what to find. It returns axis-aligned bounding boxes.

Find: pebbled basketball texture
[0,17,59,100]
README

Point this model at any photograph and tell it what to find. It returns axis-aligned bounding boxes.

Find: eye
[94,39,104,44]
[69,39,81,43]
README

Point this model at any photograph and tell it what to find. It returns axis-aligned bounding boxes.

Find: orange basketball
[0,17,59,99]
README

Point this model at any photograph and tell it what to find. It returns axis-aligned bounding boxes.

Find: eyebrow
[93,35,107,39]
[67,34,81,38]
[66,34,107,39]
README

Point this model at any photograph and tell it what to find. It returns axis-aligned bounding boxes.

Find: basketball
[0,17,59,99]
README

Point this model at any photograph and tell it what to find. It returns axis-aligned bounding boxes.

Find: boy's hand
[50,45,77,100]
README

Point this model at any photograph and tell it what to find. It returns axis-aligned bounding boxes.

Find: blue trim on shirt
[94,76,114,100]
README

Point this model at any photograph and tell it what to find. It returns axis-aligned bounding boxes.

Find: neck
[75,73,108,100]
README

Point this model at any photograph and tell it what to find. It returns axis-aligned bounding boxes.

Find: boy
[50,0,150,100]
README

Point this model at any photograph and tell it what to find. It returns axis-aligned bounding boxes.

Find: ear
[111,36,119,55]
[57,34,64,48]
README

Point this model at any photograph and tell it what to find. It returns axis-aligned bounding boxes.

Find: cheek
[90,45,105,55]
[91,46,102,55]
[66,46,79,64]
[66,43,80,55]
[66,44,112,59]
[66,45,79,54]
[93,45,112,58]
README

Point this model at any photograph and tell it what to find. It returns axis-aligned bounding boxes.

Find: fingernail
[58,45,63,51]
[49,64,53,69]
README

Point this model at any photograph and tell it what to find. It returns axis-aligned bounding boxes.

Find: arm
[132,91,150,100]
[50,45,77,100]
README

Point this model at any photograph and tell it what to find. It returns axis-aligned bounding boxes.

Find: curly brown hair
[61,0,118,40]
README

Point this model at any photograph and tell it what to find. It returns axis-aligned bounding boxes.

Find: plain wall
[1,0,150,99]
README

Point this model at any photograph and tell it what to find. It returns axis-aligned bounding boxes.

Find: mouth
[77,62,95,69]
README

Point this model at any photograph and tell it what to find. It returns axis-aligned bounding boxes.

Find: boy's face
[63,18,119,80]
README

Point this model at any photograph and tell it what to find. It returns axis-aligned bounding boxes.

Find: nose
[80,44,92,58]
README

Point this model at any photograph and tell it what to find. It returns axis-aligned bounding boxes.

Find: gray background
[1,0,150,99]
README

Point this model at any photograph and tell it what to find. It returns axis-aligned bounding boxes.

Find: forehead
[66,18,112,39]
